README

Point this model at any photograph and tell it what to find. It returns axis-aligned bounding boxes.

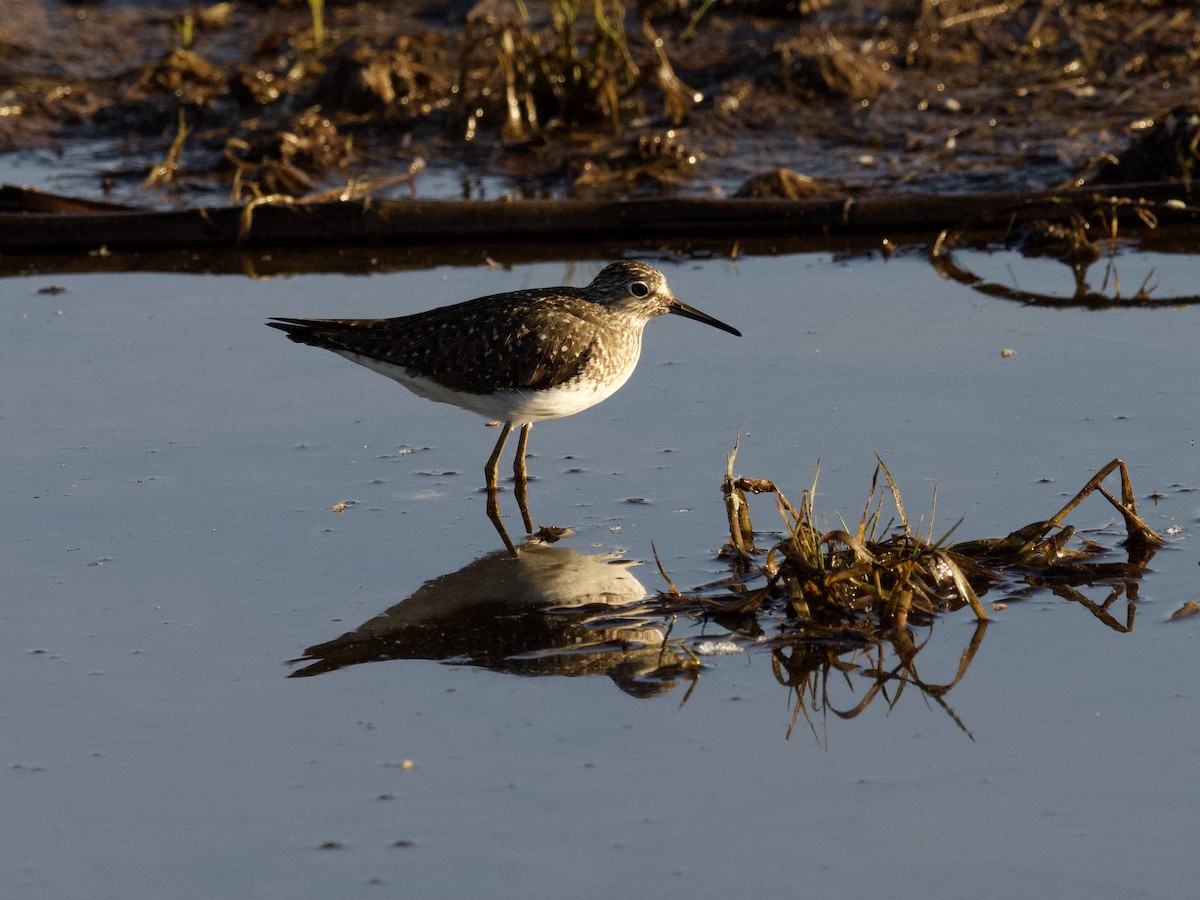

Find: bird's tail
[266,317,376,348]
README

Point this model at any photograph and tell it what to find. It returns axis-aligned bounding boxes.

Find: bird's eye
[630,281,650,298]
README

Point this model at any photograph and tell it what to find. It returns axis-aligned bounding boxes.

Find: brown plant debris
[130,48,228,108]
[306,36,449,115]
[1081,104,1200,189]
[671,446,1162,638]
[1169,599,1200,621]
[772,28,896,103]
[650,448,1164,736]
[733,167,838,198]
[569,130,702,195]
[224,107,353,198]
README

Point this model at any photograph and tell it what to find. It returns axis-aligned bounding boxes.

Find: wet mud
[3,0,1199,206]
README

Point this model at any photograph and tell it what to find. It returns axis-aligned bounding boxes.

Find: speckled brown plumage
[270,292,618,395]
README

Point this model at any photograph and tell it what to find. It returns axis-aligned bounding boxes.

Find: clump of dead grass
[713,445,990,627]
[1081,103,1200,190]
[703,445,1160,626]
[772,28,897,104]
[656,443,1162,737]
[458,0,700,143]
[224,106,352,198]
[129,47,228,109]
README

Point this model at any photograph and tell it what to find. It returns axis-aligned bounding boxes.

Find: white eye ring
[630,281,650,297]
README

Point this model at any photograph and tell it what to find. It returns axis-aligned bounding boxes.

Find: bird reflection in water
[289,539,694,697]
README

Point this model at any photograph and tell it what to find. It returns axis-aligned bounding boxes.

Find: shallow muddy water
[3,247,1197,899]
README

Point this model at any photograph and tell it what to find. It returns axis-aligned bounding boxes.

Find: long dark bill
[667,299,742,337]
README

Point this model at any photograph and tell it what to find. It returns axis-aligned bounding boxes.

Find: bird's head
[585,261,742,336]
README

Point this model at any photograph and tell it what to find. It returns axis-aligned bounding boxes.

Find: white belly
[339,351,638,424]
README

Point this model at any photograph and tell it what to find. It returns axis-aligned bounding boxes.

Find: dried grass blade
[1049,459,1121,526]
[932,549,989,620]
[651,541,680,596]
[929,517,965,550]
[856,462,880,543]
[1094,484,1165,548]
[820,530,877,564]
[876,455,909,534]
[722,438,752,561]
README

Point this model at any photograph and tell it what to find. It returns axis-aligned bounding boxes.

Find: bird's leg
[513,423,530,484]
[513,423,533,533]
[486,422,519,555]
[485,421,513,493]
[513,423,533,531]
[486,489,519,556]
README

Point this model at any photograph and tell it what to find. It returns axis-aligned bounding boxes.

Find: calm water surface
[2,249,1196,899]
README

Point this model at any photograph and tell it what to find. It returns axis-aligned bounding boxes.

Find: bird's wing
[510,304,600,391]
[266,294,604,395]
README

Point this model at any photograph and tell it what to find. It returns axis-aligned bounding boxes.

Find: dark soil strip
[1,182,1196,255]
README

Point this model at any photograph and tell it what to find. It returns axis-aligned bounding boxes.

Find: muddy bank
[2,0,1199,207]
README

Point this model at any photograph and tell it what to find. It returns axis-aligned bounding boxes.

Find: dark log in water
[1,182,1196,256]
